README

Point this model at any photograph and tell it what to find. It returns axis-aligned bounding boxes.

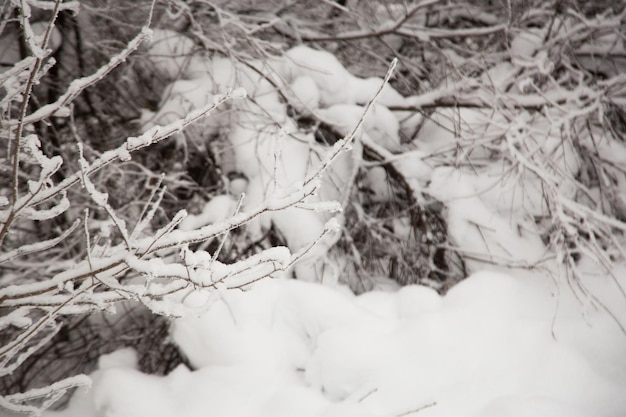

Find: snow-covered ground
[45,265,626,417]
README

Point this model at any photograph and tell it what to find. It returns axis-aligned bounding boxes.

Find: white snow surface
[43,267,626,417]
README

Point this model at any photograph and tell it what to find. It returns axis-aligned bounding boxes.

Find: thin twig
[304,57,398,187]
[10,0,64,206]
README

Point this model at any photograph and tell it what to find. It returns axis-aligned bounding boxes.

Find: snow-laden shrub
[139,31,463,292]
[130,0,626,326]
[2,0,626,415]
[0,1,356,413]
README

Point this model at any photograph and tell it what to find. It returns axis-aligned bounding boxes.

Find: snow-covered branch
[0,374,90,416]
[13,26,153,127]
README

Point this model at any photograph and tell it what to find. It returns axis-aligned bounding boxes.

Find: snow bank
[45,269,626,417]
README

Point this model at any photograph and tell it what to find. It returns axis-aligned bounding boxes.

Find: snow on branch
[0,219,79,266]
[0,57,35,109]
[77,143,132,250]
[10,89,242,218]
[18,0,62,60]
[12,26,153,126]
[0,374,90,416]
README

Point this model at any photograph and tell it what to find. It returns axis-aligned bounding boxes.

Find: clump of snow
[146,29,196,80]
[289,76,320,111]
[140,36,412,282]
[349,76,406,107]
[280,45,357,106]
[317,103,402,152]
[412,107,506,158]
[140,78,225,152]
[178,195,237,232]
[428,167,547,274]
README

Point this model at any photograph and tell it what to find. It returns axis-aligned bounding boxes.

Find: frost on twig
[0,4,250,410]
[15,26,153,126]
